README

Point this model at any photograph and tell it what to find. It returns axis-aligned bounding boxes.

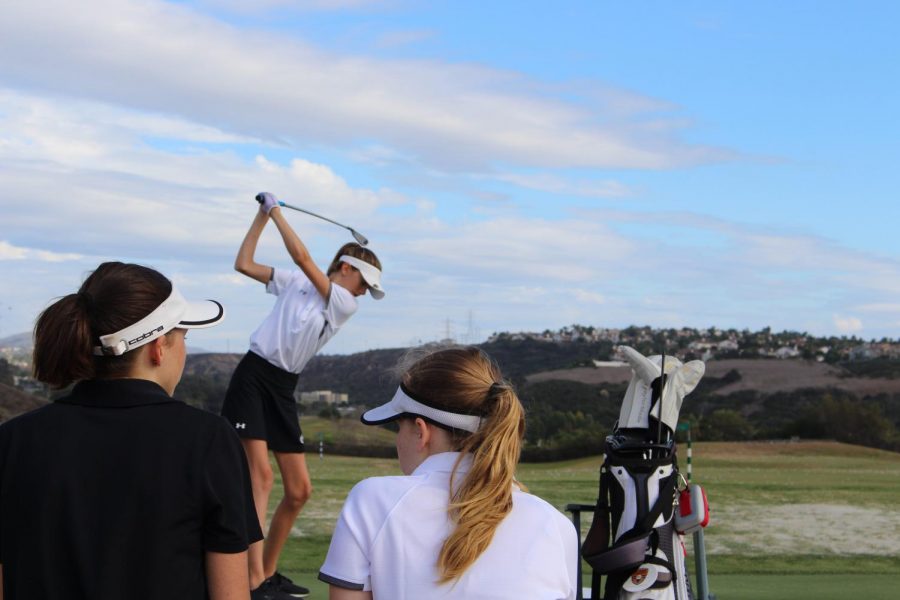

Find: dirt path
[704,503,900,555]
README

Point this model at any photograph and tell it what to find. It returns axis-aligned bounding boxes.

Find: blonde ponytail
[399,346,526,583]
[437,383,525,582]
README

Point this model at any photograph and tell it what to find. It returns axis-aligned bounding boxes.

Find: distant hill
[527,358,900,397]
[0,332,32,348]
[5,338,899,454]
[0,383,48,422]
[175,349,407,413]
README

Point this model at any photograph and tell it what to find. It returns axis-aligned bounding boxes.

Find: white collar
[412,452,473,476]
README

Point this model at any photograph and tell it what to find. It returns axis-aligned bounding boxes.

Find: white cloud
[833,315,863,334]
[492,172,632,198]
[0,240,82,262]
[0,0,727,172]
[858,303,900,313]
[399,215,635,282]
[573,289,605,304]
[213,273,253,286]
[0,241,27,260]
[0,89,403,260]
[200,0,387,12]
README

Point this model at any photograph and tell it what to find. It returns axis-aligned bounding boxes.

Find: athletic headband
[361,382,482,433]
[92,287,225,356]
[339,255,385,300]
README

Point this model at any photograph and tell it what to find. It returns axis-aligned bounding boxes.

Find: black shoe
[250,577,296,600]
[271,571,310,598]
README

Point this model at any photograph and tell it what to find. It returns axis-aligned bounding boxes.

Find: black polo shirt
[0,378,263,600]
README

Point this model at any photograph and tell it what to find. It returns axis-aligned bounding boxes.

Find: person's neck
[121,366,174,396]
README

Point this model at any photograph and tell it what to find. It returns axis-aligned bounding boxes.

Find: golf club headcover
[255,192,279,214]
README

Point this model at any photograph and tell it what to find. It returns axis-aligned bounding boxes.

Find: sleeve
[324,283,359,329]
[318,481,375,591]
[265,268,301,297]
[201,419,264,553]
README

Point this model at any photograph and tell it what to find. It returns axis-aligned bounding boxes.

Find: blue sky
[1,0,899,354]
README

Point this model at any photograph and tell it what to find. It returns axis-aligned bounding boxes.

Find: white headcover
[93,288,224,356]
[361,383,482,432]
[616,345,705,432]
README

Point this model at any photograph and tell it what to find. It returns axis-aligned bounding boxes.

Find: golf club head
[350,229,369,246]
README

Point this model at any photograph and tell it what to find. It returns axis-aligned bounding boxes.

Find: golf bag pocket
[674,484,709,535]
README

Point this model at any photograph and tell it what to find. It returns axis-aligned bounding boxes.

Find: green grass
[300,416,397,447]
[260,440,900,598]
[706,574,900,600]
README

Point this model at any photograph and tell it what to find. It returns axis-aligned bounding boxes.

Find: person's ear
[414,417,431,451]
[147,337,164,367]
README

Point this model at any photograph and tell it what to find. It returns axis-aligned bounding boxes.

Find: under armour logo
[235,422,247,429]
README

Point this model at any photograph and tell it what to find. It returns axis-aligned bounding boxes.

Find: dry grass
[526,359,900,396]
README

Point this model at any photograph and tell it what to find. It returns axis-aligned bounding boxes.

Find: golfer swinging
[220,192,384,600]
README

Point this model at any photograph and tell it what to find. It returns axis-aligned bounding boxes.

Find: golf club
[257,193,369,246]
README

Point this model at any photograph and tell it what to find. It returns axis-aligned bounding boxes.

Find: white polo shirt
[319,452,578,599]
[249,269,357,374]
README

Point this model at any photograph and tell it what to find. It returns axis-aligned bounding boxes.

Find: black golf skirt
[220,351,305,453]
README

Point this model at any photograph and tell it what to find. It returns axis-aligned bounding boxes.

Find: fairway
[265,439,900,598]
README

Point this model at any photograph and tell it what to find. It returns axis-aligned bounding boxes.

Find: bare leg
[241,438,274,589]
[263,452,312,577]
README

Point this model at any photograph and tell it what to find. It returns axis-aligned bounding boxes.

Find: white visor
[340,255,385,300]
[361,383,482,433]
[92,287,225,356]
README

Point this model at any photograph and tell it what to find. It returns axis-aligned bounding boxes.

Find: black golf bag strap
[630,470,677,536]
[642,552,677,576]
[583,470,678,574]
[581,467,611,557]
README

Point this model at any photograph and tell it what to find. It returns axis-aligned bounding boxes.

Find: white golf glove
[255,192,280,214]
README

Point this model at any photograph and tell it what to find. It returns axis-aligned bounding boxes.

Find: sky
[1,0,899,354]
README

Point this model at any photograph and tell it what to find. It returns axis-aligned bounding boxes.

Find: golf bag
[581,347,705,600]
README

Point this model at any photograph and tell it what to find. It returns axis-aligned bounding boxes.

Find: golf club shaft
[278,201,369,246]
[279,201,351,231]
[657,351,665,444]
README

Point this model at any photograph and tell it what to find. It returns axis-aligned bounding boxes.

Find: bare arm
[330,585,372,600]
[269,206,331,299]
[206,551,250,600]
[234,209,275,285]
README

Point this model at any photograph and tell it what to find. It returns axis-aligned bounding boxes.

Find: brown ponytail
[32,262,172,388]
[401,346,526,583]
